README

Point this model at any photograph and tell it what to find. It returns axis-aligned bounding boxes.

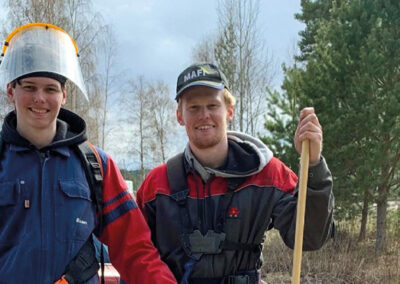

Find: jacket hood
[184,130,273,181]
[1,108,87,150]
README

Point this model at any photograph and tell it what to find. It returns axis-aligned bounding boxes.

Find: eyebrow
[20,80,60,88]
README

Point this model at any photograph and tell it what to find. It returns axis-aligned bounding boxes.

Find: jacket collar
[8,143,71,157]
[1,108,87,152]
[184,131,273,182]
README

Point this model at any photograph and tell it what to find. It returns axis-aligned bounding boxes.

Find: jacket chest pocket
[55,180,96,242]
[0,181,26,245]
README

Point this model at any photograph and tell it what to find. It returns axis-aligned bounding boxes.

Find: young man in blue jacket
[0,23,176,284]
[137,62,334,283]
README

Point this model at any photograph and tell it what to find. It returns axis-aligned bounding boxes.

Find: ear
[176,108,185,126]
[61,90,67,106]
[6,83,15,103]
[226,104,234,122]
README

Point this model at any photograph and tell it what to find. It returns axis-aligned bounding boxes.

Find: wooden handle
[292,139,310,284]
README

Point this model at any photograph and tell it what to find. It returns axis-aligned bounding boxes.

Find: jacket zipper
[202,181,208,233]
[39,150,49,284]
[201,177,214,234]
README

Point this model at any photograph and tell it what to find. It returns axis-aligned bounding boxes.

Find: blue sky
[94,0,305,92]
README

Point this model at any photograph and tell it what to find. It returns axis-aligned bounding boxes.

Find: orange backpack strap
[87,141,104,177]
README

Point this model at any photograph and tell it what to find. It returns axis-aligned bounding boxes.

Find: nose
[199,106,211,119]
[33,90,46,103]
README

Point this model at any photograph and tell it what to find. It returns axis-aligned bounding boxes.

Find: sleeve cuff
[307,156,331,187]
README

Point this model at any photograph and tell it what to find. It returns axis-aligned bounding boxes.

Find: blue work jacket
[0,109,98,283]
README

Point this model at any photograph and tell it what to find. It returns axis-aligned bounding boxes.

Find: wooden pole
[292,139,310,284]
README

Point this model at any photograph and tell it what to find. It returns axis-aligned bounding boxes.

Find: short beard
[190,133,224,150]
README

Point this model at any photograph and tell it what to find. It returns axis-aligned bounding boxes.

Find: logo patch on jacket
[76,217,88,225]
[228,207,240,218]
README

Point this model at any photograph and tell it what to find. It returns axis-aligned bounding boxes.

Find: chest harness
[167,153,263,284]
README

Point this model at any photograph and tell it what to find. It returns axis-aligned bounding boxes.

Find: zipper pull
[40,151,50,159]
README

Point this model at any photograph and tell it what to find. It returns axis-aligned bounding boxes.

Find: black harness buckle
[189,230,226,254]
[171,189,189,205]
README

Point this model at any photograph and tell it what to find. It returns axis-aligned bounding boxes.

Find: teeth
[31,108,47,113]
[198,126,211,130]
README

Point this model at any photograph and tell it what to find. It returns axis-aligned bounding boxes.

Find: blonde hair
[177,88,236,111]
[222,88,236,107]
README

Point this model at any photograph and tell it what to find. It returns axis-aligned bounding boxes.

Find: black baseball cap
[175,62,229,101]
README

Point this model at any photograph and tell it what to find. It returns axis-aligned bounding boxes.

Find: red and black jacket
[137,131,334,281]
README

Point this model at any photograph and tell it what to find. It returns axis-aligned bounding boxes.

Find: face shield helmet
[0,23,88,100]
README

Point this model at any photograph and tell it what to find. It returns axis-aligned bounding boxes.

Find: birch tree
[192,0,275,135]
[124,77,152,182]
[148,81,177,164]
[96,25,119,150]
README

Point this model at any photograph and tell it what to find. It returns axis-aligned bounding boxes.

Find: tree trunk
[358,188,370,242]
[375,184,388,253]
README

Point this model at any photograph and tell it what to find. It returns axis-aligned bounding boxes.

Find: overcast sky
[0,1,305,95]
[90,0,306,167]
[0,1,306,168]
[94,0,305,92]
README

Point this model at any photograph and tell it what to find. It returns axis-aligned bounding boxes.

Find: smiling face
[177,86,234,152]
[7,76,66,138]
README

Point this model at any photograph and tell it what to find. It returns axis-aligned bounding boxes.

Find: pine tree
[266,0,400,252]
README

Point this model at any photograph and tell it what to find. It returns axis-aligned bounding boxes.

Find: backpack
[0,137,105,284]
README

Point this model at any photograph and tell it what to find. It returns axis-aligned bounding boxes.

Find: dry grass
[261,211,400,283]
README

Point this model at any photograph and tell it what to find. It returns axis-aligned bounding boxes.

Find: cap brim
[176,80,225,100]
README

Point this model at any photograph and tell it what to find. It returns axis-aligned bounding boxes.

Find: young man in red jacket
[137,62,334,284]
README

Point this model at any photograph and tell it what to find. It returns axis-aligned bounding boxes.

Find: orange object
[2,23,79,56]
[54,275,69,284]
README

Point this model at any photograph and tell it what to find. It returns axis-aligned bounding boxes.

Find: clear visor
[0,23,88,100]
